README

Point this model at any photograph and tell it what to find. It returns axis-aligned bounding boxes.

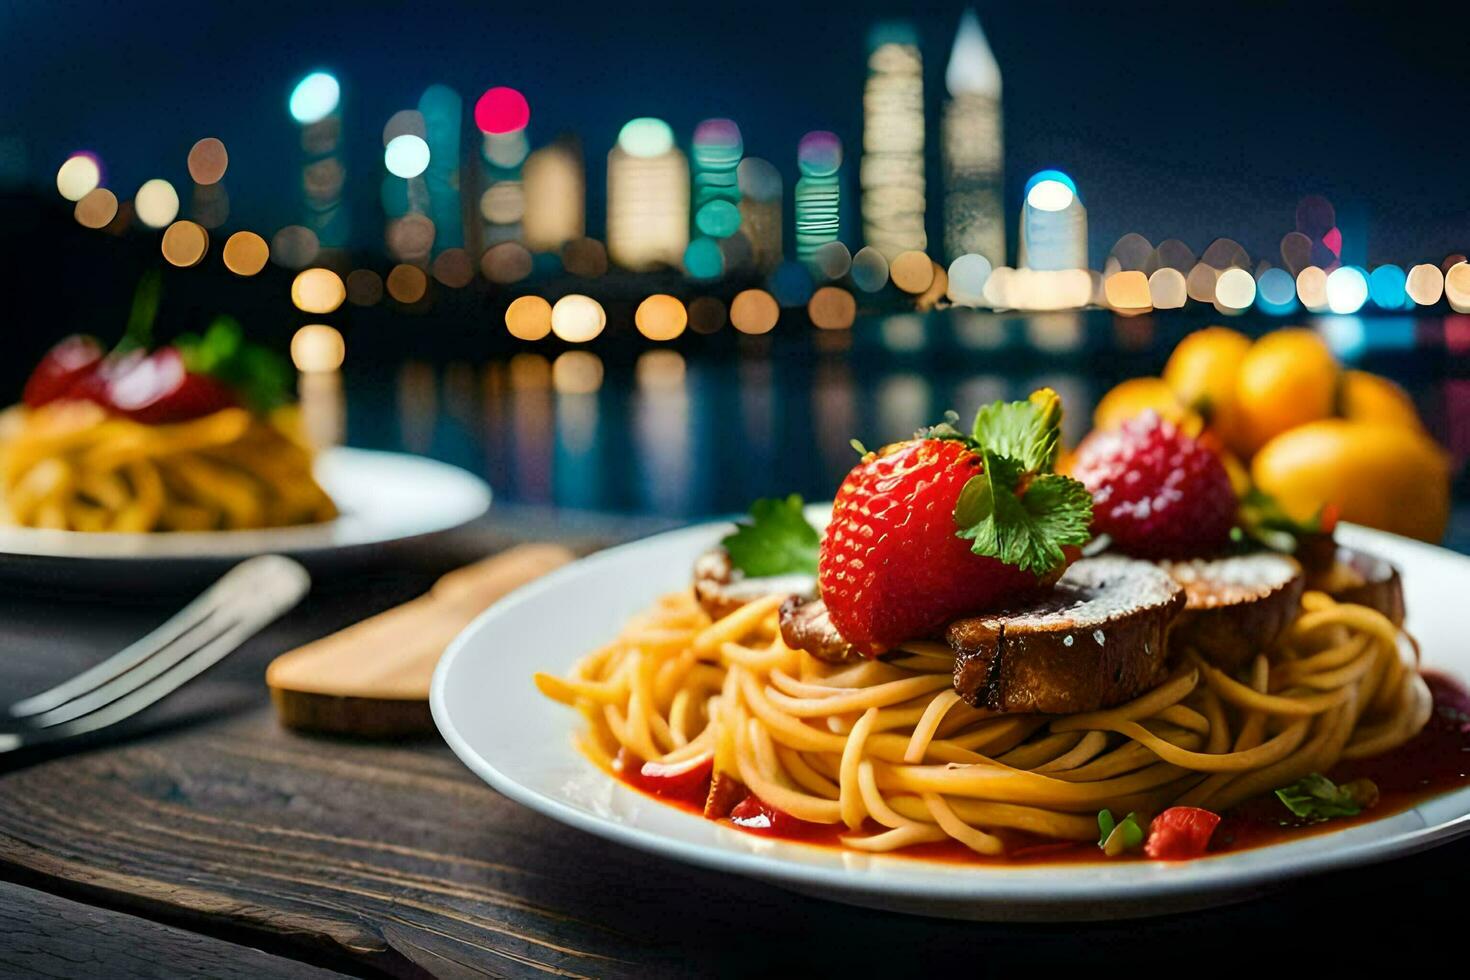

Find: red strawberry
[818,390,1093,656]
[23,335,104,407]
[1071,411,1236,559]
[105,347,238,424]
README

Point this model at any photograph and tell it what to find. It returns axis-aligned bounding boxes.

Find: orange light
[552,351,604,394]
[221,231,269,276]
[432,248,475,288]
[160,220,209,267]
[730,289,779,335]
[808,286,857,329]
[291,268,347,313]
[635,294,688,341]
[481,242,533,284]
[1104,270,1151,310]
[386,264,428,304]
[290,325,346,373]
[346,269,384,305]
[505,295,553,341]
[890,251,935,294]
[187,138,229,185]
[74,188,119,229]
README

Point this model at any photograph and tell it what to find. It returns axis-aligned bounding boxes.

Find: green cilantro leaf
[1097,809,1117,846]
[1097,809,1145,854]
[722,495,821,578]
[175,316,293,415]
[970,388,1063,473]
[120,269,163,353]
[1237,487,1337,554]
[1274,773,1377,821]
[954,452,1092,578]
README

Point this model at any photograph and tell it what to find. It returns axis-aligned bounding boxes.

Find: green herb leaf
[175,316,292,414]
[1097,809,1116,846]
[1275,773,1374,821]
[954,454,1093,578]
[970,388,1063,473]
[722,495,821,578]
[120,270,163,353]
[1098,810,1145,854]
[1237,487,1336,553]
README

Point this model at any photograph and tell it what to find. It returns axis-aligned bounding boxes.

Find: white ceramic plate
[432,512,1470,920]
[0,447,490,561]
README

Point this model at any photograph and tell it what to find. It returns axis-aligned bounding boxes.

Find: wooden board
[266,543,574,736]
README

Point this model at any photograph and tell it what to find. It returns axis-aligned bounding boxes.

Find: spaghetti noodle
[0,401,336,532]
[536,587,1431,855]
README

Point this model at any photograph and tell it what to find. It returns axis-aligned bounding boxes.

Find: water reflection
[369,311,1465,521]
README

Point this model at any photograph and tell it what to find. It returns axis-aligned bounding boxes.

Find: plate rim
[432,516,1470,909]
[0,446,491,561]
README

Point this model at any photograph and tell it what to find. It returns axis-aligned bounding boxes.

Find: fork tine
[9,555,308,719]
[23,600,299,746]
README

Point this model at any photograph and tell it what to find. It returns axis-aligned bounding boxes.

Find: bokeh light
[291,268,347,314]
[1148,267,1188,309]
[808,286,857,329]
[384,134,431,179]
[505,295,553,341]
[481,242,533,283]
[1255,266,1298,315]
[551,294,606,342]
[947,254,991,306]
[562,238,609,278]
[474,87,530,135]
[851,246,890,292]
[635,294,688,341]
[271,225,321,269]
[617,117,675,158]
[289,71,340,125]
[160,220,209,267]
[1368,264,1408,309]
[134,179,179,228]
[1023,169,1076,211]
[812,241,852,281]
[383,109,426,144]
[1406,263,1445,306]
[553,351,603,395]
[637,349,687,389]
[56,153,100,201]
[1447,262,1470,314]
[291,325,346,373]
[730,289,779,335]
[1214,267,1256,312]
[683,236,724,280]
[695,200,742,238]
[346,268,384,305]
[187,138,228,185]
[797,130,842,177]
[890,250,935,293]
[1326,265,1369,314]
[73,187,118,229]
[1104,270,1151,310]
[1296,266,1329,311]
[222,231,268,275]
[770,260,815,306]
[432,248,475,288]
[386,263,428,304]
[687,296,726,335]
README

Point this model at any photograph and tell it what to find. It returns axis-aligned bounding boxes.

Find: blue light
[289,71,340,125]
[770,260,815,307]
[384,134,430,179]
[1024,169,1078,209]
[1326,266,1369,315]
[683,237,724,280]
[1255,267,1299,315]
[1368,264,1408,310]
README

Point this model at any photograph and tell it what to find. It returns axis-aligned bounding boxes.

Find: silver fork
[1,555,311,755]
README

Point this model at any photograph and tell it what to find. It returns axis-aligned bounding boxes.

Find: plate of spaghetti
[434,389,1470,919]
[0,296,488,578]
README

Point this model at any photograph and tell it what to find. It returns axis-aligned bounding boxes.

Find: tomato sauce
[612,671,1470,864]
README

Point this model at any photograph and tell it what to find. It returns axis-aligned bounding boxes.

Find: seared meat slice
[1306,546,1404,626]
[1160,553,1304,671]
[693,548,815,621]
[778,595,864,664]
[948,557,1186,714]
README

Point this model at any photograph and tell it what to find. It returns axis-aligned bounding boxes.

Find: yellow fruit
[1231,328,1338,456]
[1164,326,1250,412]
[1093,377,1194,432]
[1251,419,1451,542]
[1340,370,1422,431]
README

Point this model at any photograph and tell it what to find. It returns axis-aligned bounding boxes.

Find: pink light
[474,87,529,134]
[1322,226,1342,257]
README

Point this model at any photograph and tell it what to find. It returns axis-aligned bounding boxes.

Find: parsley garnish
[722,494,820,578]
[175,316,293,414]
[1274,773,1377,821]
[1235,487,1337,554]
[953,389,1093,578]
[1097,809,1145,854]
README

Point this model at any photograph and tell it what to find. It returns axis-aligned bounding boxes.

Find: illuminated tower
[607,118,689,271]
[1018,170,1087,271]
[737,157,782,273]
[861,21,926,258]
[795,131,842,263]
[522,134,585,252]
[691,118,743,239]
[942,9,1004,265]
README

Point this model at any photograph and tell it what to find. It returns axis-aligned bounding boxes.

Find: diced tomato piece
[636,754,714,798]
[1145,806,1222,860]
[1319,503,1341,534]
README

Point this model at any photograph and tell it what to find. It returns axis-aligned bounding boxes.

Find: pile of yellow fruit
[1090,326,1452,542]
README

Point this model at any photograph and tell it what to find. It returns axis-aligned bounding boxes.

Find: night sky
[2,0,1466,266]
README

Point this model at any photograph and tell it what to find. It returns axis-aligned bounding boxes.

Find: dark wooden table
[2,508,1466,978]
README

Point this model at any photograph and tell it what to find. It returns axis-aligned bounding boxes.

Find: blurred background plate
[0,448,490,595]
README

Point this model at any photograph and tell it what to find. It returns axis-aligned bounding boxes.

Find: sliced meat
[947,557,1186,714]
[1160,553,1305,671]
[1307,546,1404,626]
[778,595,864,664]
[693,548,815,621]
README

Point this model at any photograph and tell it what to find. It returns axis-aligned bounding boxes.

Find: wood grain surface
[2,511,1467,977]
